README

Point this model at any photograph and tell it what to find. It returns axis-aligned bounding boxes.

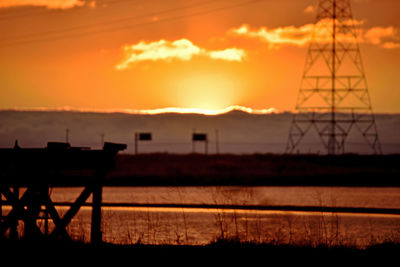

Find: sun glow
[7,105,277,115]
[173,71,241,111]
[134,105,277,115]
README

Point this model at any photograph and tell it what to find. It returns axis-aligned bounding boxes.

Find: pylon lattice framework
[286,0,382,155]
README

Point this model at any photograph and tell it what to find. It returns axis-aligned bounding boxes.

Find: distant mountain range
[1,110,399,154]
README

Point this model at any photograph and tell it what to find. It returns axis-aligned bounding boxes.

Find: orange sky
[0,0,399,113]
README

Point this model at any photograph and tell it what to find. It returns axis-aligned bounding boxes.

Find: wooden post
[44,208,49,236]
[10,186,19,240]
[215,129,220,154]
[100,134,105,149]
[91,184,102,244]
[66,128,69,143]
[43,186,49,236]
[24,187,44,239]
[192,129,195,153]
[134,133,138,155]
[0,191,2,222]
[0,191,2,237]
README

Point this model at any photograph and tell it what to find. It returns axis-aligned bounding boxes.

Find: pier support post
[10,186,19,240]
[0,190,2,240]
[91,184,102,244]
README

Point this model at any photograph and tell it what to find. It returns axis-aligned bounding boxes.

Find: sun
[174,72,238,112]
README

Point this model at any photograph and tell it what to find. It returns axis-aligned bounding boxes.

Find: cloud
[207,48,246,62]
[116,38,246,70]
[304,5,315,14]
[229,20,400,49]
[0,0,86,9]
[229,23,314,48]
[381,42,400,49]
[364,26,400,48]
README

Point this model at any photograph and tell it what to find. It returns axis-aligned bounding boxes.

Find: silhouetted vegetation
[1,238,399,263]
[107,153,400,186]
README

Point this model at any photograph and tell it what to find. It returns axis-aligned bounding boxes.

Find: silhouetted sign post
[134,132,152,154]
[215,129,220,154]
[192,133,208,154]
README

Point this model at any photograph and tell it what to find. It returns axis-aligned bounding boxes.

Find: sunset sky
[0,0,399,114]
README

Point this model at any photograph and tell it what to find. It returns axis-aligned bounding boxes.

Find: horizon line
[1,106,398,115]
[0,105,279,116]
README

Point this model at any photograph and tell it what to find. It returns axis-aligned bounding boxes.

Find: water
[4,186,400,247]
[50,186,400,208]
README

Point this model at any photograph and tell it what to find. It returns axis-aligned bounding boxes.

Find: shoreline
[105,153,400,187]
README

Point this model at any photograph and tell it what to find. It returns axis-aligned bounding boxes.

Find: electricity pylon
[286,0,382,155]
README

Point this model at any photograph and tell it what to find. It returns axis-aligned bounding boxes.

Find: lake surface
[50,186,400,208]
[4,186,400,247]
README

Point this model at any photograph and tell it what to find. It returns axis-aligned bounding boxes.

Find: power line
[0,0,141,20]
[0,0,266,48]
[1,0,218,41]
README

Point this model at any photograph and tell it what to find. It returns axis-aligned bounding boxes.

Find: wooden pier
[0,141,126,243]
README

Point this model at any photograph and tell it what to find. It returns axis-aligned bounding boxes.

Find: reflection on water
[51,186,400,208]
[63,206,399,247]
[3,186,400,247]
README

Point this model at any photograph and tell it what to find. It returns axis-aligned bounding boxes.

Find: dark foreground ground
[106,153,400,186]
[1,239,399,264]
